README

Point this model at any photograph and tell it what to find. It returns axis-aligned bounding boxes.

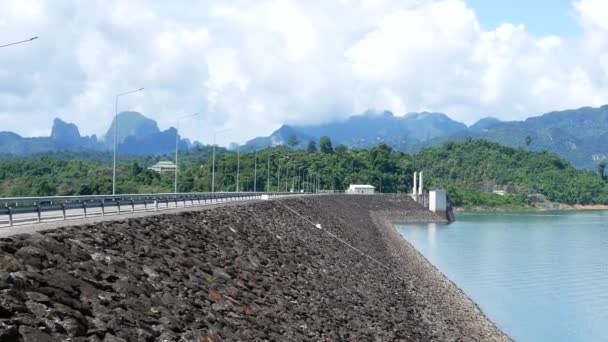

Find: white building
[346,184,375,194]
[148,161,177,173]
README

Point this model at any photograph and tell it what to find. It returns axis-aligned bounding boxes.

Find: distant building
[148,161,177,173]
[492,190,507,196]
[346,184,375,194]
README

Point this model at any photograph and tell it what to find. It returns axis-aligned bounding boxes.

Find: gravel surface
[0,194,508,341]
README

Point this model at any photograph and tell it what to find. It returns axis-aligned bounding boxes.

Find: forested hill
[0,139,606,207]
[414,139,608,205]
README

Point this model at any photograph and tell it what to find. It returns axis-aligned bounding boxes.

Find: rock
[25,300,48,317]
[0,321,18,339]
[18,325,61,342]
[0,290,27,317]
[0,255,23,272]
[25,291,51,304]
[102,333,127,342]
[14,246,47,269]
[60,317,86,336]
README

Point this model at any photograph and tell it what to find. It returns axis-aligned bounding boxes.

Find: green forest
[1,138,607,209]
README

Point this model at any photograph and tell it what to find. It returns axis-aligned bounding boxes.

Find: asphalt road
[0,195,269,238]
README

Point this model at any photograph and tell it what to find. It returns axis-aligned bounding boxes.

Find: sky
[1,0,608,146]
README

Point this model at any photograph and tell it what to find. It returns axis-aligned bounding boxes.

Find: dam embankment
[0,195,508,341]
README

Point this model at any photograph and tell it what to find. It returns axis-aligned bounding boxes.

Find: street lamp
[174,113,200,193]
[0,36,38,49]
[277,156,289,192]
[112,87,144,195]
[292,164,302,192]
[267,152,275,192]
[236,146,240,192]
[212,128,230,193]
[285,161,292,192]
[298,166,307,192]
[254,149,258,192]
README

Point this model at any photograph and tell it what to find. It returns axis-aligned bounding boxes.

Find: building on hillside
[346,184,375,194]
[148,161,177,173]
[492,190,507,196]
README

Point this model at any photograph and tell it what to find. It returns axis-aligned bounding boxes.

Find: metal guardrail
[0,192,309,227]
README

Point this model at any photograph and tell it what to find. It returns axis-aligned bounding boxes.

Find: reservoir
[396,211,608,342]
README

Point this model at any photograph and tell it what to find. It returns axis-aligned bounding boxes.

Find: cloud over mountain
[1,0,608,145]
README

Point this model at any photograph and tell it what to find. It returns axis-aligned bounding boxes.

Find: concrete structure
[418,171,424,195]
[346,184,375,194]
[148,161,177,173]
[492,190,507,196]
[429,188,447,216]
[412,172,418,195]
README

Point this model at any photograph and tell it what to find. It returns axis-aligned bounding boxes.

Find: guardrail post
[117,201,121,214]
[61,204,66,220]
[154,200,158,211]
[83,202,87,218]
[144,200,148,211]
[131,200,135,212]
[7,207,13,226]
[101,202,105,216]
[36,203,41,222]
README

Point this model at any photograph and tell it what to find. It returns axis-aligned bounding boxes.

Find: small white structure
[429,188,447,216]
[148,161,177,173]
[493,190,507,196]
[346,184,375,194]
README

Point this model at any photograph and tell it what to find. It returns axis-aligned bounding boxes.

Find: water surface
[396,211,608,342]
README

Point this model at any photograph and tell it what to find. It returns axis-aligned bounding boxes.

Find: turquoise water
[396,211,608,342]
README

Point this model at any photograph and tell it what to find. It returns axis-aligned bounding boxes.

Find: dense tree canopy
[1,138,606,208]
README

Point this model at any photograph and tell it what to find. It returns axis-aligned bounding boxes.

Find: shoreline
[455,204,608,212]
[371,210,511,341]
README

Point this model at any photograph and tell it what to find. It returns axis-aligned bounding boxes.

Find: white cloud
[1,0,608,145]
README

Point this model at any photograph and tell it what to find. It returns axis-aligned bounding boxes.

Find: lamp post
[212,129,230,193]
[236,146,240,192]
[0,36,38,49]
[277,156,289,192]
[112,87,144,196]
[254,149,258,192]
[174,113,200,193]
[267,152,275,192]
[285,161,291,192]
[299,166,307,192]
[292,164,301,192]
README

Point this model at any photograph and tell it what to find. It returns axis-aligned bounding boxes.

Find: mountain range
[1,106,607,169]
[242,105,608,169]
[0,112,191,156]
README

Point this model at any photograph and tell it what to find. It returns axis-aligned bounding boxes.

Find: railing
[0,192,310,227]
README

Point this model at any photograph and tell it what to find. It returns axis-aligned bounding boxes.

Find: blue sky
[466,0,579,36]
